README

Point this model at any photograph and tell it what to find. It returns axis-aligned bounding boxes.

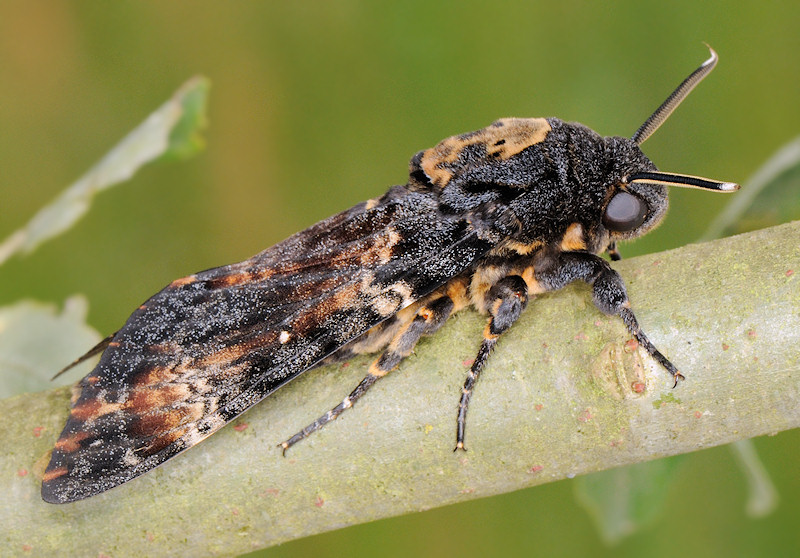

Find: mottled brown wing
[42,186,494,503]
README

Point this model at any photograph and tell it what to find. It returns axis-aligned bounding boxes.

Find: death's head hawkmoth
[42,47,737,503]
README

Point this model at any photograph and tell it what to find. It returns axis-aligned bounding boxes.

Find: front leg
[606,241,622,261]
[536,251,684,386]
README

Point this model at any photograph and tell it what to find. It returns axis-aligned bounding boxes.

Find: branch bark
[4,221,800,557]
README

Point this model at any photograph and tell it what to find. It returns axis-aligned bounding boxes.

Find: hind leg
[280,281,469,453]
[455,275,529,450]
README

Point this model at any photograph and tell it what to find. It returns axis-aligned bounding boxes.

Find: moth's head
[598,137,668,242]
[600,46,739,243]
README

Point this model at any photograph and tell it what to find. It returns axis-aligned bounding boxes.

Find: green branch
[3,221,799,557]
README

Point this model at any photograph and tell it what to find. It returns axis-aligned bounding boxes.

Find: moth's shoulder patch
[419,118,552,187]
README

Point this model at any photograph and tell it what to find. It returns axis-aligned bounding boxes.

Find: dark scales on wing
[44,49,739,503]
[42,117,633,502]
[42,181,500,503]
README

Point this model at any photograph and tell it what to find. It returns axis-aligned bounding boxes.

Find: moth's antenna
[51,334,115,380]
[632,46,718,145]
[628,171,739,192]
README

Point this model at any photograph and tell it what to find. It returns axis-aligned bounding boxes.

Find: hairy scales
[42,117,661,502]
[43,53,738,504]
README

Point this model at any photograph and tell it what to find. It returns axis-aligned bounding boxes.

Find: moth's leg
[280,293,461,454]
[607,241,622,261]
[537,251,683,386]
[455,275,529,451]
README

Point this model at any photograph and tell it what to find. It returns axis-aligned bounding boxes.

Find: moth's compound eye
[603,191,647,232]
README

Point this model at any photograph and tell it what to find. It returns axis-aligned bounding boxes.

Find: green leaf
[162,77,210,161]
[700,134,800,241]
[730,440,779,518]
[0,76,210,266]
[574,457,683,544]
[0,296,101,398]
[698,139,789,524]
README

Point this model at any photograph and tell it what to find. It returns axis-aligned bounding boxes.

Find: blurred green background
[1,1,798,556]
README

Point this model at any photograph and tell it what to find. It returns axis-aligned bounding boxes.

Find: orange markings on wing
[194,343,250,368]
[146,342,181,354]
[206,270,255,288]
[54,430,93,453]
[291,281,363,335]
[283,273,350,302]
[169,275,197,288]
[134,365,181,387]
[360,227,401,266]
[70,399,123,422]
[125,383,192,411]
[192,332,276,369]
[42,467,69,482]
[207,254,358,290]
[143,427,190,455]
[132,403,205,439]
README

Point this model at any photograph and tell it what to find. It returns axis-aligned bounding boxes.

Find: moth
[42,48,738,503]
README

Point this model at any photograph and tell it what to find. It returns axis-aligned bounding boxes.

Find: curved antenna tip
[632,46,721,145]
[702,44,718,67]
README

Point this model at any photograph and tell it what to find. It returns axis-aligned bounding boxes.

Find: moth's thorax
[408,118,668,255]
[413,117,553,188]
